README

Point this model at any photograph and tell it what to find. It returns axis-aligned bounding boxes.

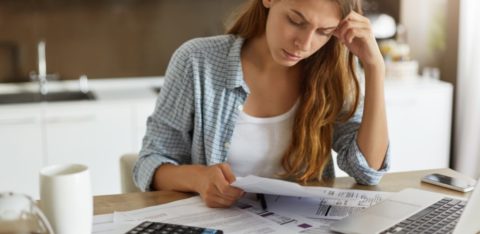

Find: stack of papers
[93,175,392,234]
[93,196,290,234]
[233,175,391,220]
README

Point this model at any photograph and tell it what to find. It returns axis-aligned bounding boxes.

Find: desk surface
[94,168,474,215]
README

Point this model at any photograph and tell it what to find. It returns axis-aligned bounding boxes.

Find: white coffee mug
[39,164,92,234]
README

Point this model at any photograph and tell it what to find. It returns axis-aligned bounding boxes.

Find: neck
[242,34,300,77]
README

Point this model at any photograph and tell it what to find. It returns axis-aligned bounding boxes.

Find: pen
[257,193,268,210]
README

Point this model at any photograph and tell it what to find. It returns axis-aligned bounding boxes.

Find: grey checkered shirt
[133,35,390,191]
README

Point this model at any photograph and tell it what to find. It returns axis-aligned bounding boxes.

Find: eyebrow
[291,10,338,30]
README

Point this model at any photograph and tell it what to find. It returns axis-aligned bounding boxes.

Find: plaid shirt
[133,35,390,191]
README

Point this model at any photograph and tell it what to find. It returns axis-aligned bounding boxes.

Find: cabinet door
[44,103,133,195]
[385,81,453,172]
[0,107,43,199]
[333,80,453,176]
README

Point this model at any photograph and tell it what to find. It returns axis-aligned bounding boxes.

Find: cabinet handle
[45,115,96,124]
[0,117,38,125]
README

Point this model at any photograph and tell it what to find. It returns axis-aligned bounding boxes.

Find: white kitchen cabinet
[0,107,43,198]
[0,78,161,197]
[44,103,133,195]
[334,79,453,177]
[385,80,453,172]
[132,100,156,152]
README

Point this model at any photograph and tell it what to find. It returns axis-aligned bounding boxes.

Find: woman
[134,0,390,208]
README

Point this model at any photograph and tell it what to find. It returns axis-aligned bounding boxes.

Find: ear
[262,0,273,8]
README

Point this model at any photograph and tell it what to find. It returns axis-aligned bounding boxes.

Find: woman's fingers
[344,27,371,44]
[203,186,240,208]
[333,11,383,65]
[204,194,237,208]
[216,163,245,198]
[218,163,236,183]
[212,164,244,198]
[335,16,371,44]
[199,163,244,208]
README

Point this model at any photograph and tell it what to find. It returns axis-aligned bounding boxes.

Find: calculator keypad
[125,221,223,234]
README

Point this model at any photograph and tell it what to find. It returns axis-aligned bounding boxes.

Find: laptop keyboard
[380,198,466,234]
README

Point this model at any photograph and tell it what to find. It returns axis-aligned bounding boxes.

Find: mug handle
[34,204,55,234]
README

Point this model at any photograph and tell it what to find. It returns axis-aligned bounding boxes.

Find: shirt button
[237,105,243,111]
[224,142,230,149]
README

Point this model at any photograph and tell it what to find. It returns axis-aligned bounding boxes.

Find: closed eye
[317,29,335,36]
[287,16,304,27]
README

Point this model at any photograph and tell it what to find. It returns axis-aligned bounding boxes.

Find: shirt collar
[225,36,250,94]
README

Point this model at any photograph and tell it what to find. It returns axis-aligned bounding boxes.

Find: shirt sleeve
[133,43,195,191]
[332,100,391,185]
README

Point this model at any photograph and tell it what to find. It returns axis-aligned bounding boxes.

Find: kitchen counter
[0,76,164,106]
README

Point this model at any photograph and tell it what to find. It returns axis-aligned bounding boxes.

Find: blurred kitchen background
[0,0,244,82]
[1,0,479,198]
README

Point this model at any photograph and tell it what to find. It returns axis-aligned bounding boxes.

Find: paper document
[113,196,292,234]
[238,195,340,234]
[264,189,391,220]
[233,176,392,220]
[233,175,390,200]
[236,195,317,232]
[92,176,393,234]
[232,175,321,197]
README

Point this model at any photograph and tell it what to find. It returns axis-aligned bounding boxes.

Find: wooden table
[94,168,474,215]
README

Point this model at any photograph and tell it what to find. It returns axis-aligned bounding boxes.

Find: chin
[279,59,301,67]
[272,49,303,67]
[282,61,300,67]
[273,55,301,67]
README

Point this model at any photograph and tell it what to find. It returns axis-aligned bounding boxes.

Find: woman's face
[263,0,342,67]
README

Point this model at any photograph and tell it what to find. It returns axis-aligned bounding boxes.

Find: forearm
[357,63,389,170]
[152,164,206,193]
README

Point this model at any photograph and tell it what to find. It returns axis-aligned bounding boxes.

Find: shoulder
[181,34,238,53]
[165,34,243,89]
[173,34,241,60]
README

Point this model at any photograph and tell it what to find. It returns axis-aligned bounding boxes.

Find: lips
[282,49,302,61]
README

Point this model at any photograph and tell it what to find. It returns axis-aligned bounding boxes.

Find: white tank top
[227,100,299,178]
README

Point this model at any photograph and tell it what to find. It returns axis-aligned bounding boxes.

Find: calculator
[125,221,224,234]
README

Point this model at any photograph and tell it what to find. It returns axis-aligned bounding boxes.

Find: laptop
[330,178,480,234]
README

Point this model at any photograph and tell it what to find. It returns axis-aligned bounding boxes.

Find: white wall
[400,0,447,68]
[454,0,480,178]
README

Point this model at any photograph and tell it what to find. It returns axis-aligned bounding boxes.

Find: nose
[294,30,315,51]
